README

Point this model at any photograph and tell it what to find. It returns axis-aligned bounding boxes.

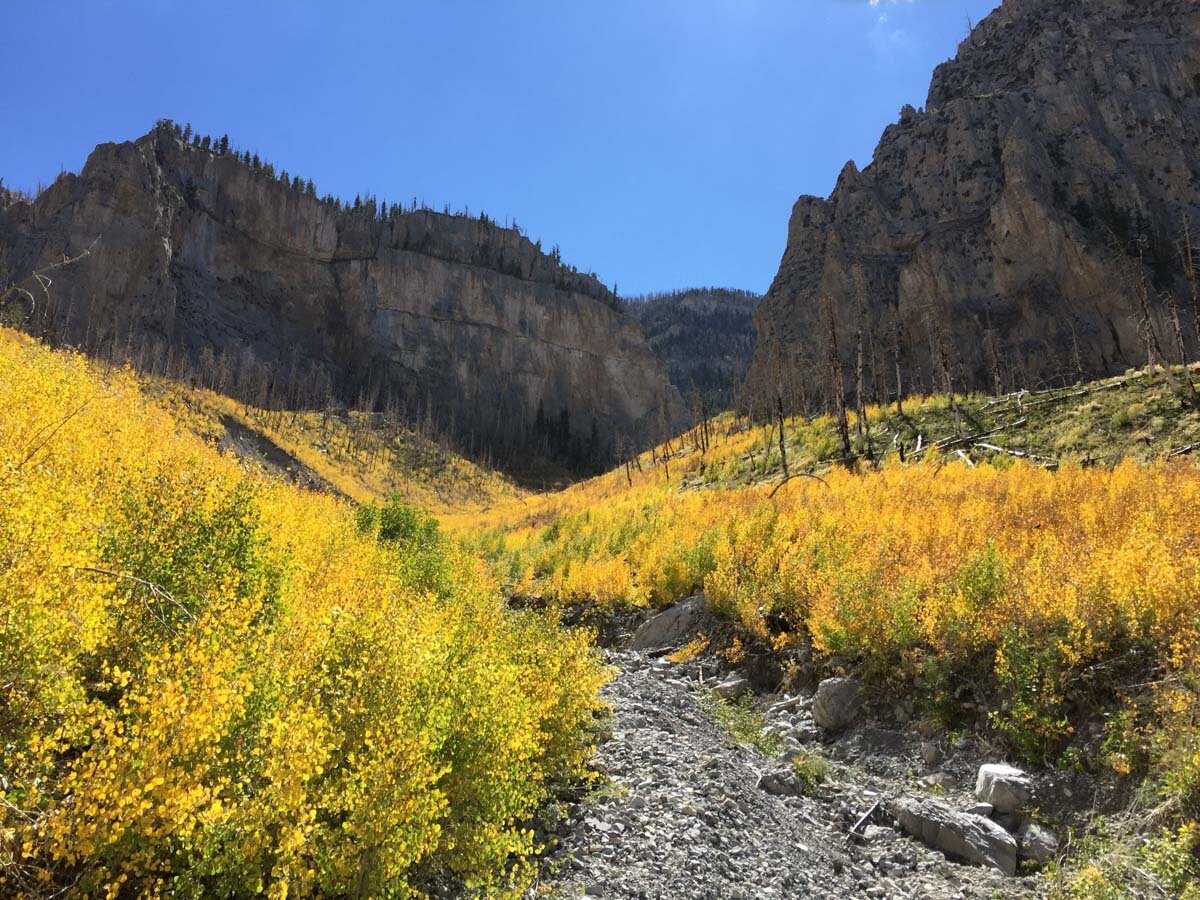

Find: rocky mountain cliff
[0,124,681,464]
[747,0,1200,410]
[625,288,760,413]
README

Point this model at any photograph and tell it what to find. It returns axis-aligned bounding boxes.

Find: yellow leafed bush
[460,430,1200,761]
[0,329,606,897]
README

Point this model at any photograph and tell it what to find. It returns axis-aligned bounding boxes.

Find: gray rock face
[628,595,712,651]
[891,797,1019,876]
[748,0,1200,409]
[1017,820,1060,863]
[812,677,863,732]
[0,126,683,460]
[976,764,1034,814]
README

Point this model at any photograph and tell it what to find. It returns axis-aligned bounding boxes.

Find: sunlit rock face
[748,0,1200,409]
[0,127,682,461]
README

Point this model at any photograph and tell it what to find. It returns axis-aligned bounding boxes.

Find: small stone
[757,768,805,797]
[920,741,944,769]
[713,674,751,700]
[975,764,1034,814]
[813,677,863,732]
[967,803,994,817]
[1017,821,1059,864]
[920,772,957,790]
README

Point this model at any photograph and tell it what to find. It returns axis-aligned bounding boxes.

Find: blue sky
[0,0,1000,296]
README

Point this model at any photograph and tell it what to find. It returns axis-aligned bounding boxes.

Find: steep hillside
[748,0,1200,411]
[454,363,1200,896]
[145,378,524,510]
[625,288,760,413]
[0,122,683,467]
[0,327,603,896]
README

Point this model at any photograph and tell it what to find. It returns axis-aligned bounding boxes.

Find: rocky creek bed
[526,599,1065,899]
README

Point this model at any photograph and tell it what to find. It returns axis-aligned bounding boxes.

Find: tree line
[153,119,619,309]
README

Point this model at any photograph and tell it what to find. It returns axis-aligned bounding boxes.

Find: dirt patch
[218,415,340,495]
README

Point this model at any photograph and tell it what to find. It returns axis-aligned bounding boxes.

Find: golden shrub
[0,330,605,897]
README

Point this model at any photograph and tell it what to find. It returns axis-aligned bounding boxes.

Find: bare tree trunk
[822,294,853,459]
[892,318,905,417]
[776,394,789,479]
[854,326,867,455]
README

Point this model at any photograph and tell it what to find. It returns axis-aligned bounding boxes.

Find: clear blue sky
[0,0,1000,296]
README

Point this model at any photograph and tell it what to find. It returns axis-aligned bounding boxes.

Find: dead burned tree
[770,343,789,478]
[891,316,906,417]
[1182,212,1200,351]
[850,268,870,457]
[821,292,853,460]
[0,238,100,334]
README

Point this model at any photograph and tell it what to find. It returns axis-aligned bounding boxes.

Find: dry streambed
[529,598,1062,899]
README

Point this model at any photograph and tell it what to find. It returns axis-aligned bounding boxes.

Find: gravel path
[531,649,1042,899]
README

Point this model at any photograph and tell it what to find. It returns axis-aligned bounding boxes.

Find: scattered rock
[891,796,1018,876]
[712,674,751,700]
[976,764,1034,814]
[629,594,711,651]
[1017,821,1059,864]
[920,741,944,769]
[757,769,805,798]
[533,649,1034,898]
[813,677,863,732]
[920,772,957,790]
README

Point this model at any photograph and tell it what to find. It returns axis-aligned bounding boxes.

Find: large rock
[748,0,1200,410]
[0,125,683,462]
[1017,820,1059,864]
[812,677,862,732]
[975,764,1034,814]
[757,768,806,798]
[891,797,1018,876]
[629,594,711,651]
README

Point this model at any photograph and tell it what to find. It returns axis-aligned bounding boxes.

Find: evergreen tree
[251,153,261,170]
[219,135,229,155]
[200,135,211,151]
[182,123,193,143]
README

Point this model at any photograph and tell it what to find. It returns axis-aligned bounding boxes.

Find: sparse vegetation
[705,693,783,757]
[790,752,830,795]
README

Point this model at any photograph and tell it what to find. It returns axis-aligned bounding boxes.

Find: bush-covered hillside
[0,329,604,897]
[451,368,1200,895]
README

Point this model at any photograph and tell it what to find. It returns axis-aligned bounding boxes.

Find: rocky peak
[747,0,1200,409]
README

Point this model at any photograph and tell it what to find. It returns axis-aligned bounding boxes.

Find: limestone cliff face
[0,127,681,461]
[748,0,1200,408]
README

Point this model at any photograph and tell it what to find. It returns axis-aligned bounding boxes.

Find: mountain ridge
[0,122,683,467]
[747,0,1200,412]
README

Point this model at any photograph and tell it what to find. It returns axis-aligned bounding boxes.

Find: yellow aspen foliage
[0,329,606,897]
[459,413,1200,761]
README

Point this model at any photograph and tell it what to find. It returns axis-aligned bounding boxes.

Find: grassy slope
[141,378,525,512]
[447,364,1200,541]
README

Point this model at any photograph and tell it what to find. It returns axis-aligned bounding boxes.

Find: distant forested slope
[625,288,760,413]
